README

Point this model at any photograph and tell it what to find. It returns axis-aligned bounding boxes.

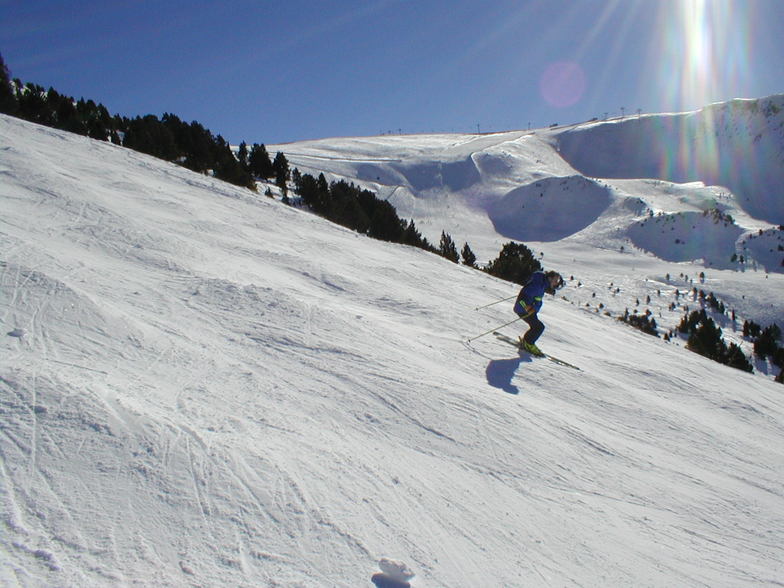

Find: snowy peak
[556,94,784,225]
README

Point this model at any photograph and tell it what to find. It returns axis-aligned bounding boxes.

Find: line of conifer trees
[676,309,754,373]
[0,53,267,190]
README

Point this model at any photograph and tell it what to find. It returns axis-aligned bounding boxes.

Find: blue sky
[2,0,783,144]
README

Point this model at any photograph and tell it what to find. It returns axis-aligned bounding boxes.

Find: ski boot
[520,339,544,357]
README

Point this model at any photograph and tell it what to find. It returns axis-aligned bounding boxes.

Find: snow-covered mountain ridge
[557,95,784,226]
[272,94,784,265]
[1,107,783,587]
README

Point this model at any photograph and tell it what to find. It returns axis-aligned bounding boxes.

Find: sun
[654,0,745,112]
[648,0,753,179]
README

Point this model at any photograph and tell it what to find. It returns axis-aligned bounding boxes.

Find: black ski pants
[521,313,545,345]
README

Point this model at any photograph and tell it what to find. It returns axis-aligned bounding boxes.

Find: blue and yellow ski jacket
[514,271,547,317]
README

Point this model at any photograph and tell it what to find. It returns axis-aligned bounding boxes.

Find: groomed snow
[2,113,783,586]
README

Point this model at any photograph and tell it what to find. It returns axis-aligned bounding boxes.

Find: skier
[513,270,564,356]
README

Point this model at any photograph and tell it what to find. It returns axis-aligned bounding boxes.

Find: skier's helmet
[545,271,564,293]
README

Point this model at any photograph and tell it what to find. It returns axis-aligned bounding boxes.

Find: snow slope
[2,114,784,587]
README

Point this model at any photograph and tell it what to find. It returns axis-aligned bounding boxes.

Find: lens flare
[659,0,746,111]
[651,1,757,182]
[540,61,587,108]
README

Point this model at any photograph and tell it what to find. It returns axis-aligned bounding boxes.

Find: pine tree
[314,173,331,213]
[237,141,249,170]
[754,325,782,359]
[687,318,723,360]
[0,53,17,114]
[439,232,459,263]
[214,138,255,189]
[327,180,370,232]
[123,115,177,160]
[17,83,49,124]
[294,172,321,209]
[402,219,432,251]
[272,152,290,196]
[50,88,84,134]
[722,343,754,373]
[774,347,784,370]
[249,143,274,178]
[743,319,762,338]
[461,243,477,268]
[485,242,542,285]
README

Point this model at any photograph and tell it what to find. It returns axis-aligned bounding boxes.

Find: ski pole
[467,317,521,342]
[474,294,516,311]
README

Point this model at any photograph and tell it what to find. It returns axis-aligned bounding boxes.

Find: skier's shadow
[486,352,531,395]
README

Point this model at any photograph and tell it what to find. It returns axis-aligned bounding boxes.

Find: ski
[493,332,581,370]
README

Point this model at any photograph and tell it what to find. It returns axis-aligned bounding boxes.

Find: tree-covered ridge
[0,53,259,189]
